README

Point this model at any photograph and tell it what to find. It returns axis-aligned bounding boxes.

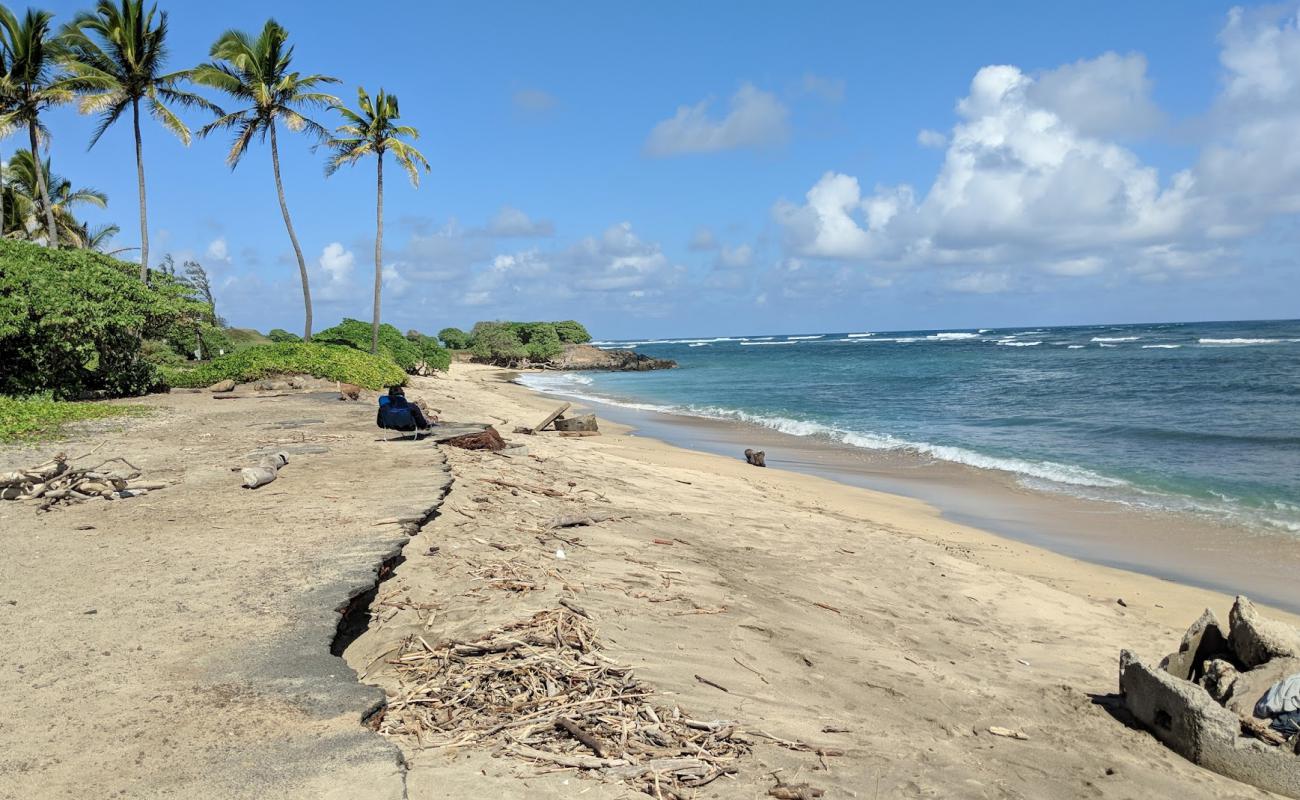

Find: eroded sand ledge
[0,391,449,799]
[1,364,1296,799]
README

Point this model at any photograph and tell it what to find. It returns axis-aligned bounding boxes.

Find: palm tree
[61,0,217,281]
[191,20,338,341]
[0,6,72,249]
[327,87,429,354]
[3,147,107,245]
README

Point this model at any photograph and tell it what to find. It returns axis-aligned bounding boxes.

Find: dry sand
[2,363,1297,799]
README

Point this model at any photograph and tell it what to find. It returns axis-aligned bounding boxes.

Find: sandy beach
[2,362,1297,799]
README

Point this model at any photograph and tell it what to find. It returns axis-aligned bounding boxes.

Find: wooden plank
[533,402,571,432]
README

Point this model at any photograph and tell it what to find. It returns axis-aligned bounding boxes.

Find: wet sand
[520,379,1300,613]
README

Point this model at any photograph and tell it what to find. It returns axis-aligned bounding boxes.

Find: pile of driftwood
[377,607,749,797]
[515,403,600,438]
[0,448,164,510]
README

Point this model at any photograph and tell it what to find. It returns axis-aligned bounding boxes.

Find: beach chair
[376,395,422,441]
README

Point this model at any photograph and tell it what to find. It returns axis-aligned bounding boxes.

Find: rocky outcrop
[546,344,676,371]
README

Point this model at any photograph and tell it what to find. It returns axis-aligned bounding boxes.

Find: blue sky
[31,0,1300,337]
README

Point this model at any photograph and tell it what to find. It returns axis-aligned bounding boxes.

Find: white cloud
[645,83,789,157]
[688,225,718,251]
[1026,52,1163,137]
[512,88,557,113]
[917,129,947,148]
[317,242,356,300]
[1043,255,1105,276]
[205,237,230,263]
[716,243,754,269]
[776,61,1195,280]
[946,271,1012,293]
[486,206,555,237]
[382,264,410,297]
[801,73,845,103]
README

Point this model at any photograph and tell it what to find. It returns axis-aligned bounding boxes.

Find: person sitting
[377,386,433,435]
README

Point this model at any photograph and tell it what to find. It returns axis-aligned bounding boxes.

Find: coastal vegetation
[0,239,209,398]
[315,317,449,374]
[0,394,146,442]
[0,0,481,424]
[161,341,406,390]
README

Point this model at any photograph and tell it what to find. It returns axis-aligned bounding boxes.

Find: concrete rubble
[1119,596,1300,798]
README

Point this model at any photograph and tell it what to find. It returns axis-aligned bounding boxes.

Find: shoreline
[509,368,1300,615]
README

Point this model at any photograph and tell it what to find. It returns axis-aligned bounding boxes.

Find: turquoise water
[519,320,1300,535]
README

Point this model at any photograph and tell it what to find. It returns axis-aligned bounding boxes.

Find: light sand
[2,364,1296,799]
[349,364,1299,799]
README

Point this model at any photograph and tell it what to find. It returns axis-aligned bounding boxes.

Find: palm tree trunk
[371,153,384,355]
[269,122,312,341]
[28,122,57,249]
[0,150,6,240]
[132,99,150,281]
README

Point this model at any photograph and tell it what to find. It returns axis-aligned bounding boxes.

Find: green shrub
[225,327,273,351]
[470,322,527,364]
[521,323,562,360]
[438,326,471,349]
[315,318,449,373]
[0,239,208,398]
[410,332,452,372]
[0,396,149,443]
[267,328,301,343]
[552,320,592,344]
[161,342,406,390]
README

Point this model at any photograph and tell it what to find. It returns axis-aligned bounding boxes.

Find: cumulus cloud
[486,206,555,237]
[317,242,356,300]
[205,237,231,264]
[775,60,1196,282]
[645,83,789,157]
[1026,52,1163,137]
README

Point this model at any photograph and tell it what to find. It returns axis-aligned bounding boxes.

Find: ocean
[519,319,1300,537]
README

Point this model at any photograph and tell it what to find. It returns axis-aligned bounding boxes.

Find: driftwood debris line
[1,447,166,509]
[376,607,751,795]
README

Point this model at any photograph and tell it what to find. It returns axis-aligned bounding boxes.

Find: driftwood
[769,783,826,799]
[546,510,622,529]
[376,608,750,797]
[553,414,597,433]
[744,449,767,467]
[442,427,506,451]
[2,448,165,509]
[532,402,571,433]
[241,452,288,489]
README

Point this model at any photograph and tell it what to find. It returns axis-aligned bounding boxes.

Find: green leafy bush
[552,320,592,344]
[0,239,208,398]
[470,322,528,364]
[267,328,301,343]
[0,396,148,443]
[161,342,406,390]
[438,326,471,349]
[315,318,449,373]
[408,331,452,372]
[520,322,562,360]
